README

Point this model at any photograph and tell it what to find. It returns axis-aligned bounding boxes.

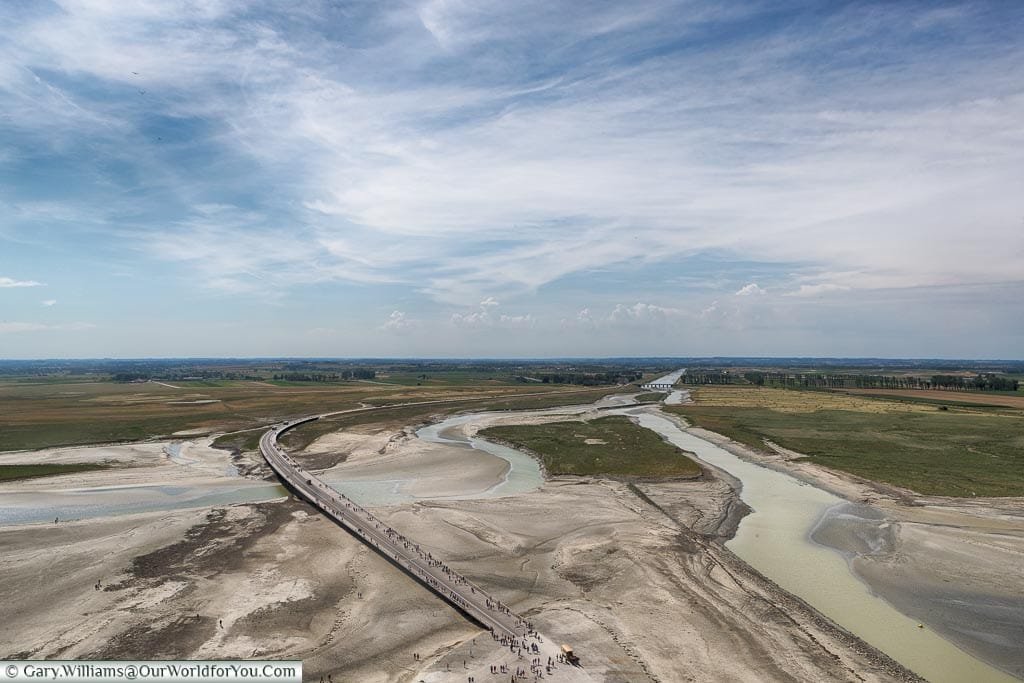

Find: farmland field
[479,415,701,478]
[0,463,114,482]
[666,387,1024,497]
[839,388,1024,409]
[0,377,630,452]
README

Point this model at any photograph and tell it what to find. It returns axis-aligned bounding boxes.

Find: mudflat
[0,405,919,682]
[689,424,1024,680]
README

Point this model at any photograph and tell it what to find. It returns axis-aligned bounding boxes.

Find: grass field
[277,385,632,451]
[209,429,266,453]
[840,388,1024,410]
[479,415,701,478]
[0,380,378,451]
[635,392,666,403]
[0,376,624,452]
[0,463,113,482]
[666,387,1024,497]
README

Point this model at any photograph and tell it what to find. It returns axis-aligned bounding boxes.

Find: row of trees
[680,371,739,385]
[517,371,643,386]
[113,370,262,382]
[930,374,1019,391]
[728,371,1019,392]
[272,369,376,382]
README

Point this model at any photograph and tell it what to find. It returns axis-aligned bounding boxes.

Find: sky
[1,0,1022,359]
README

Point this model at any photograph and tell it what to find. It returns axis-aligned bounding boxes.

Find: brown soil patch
[843,388,1024,409]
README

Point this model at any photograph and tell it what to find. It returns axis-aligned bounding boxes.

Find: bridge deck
[259,420,529,640]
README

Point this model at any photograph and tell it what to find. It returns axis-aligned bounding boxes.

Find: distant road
[641,367,686,390]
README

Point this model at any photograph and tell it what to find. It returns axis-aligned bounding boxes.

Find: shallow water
[0,482,287,526]
[623,408,1017,683]
[664,389,690,405]
[0,409,560,527]
[813,503,1024,678]
[410,414,547,499]
[1,396,1017,680]
[315,406,595,506]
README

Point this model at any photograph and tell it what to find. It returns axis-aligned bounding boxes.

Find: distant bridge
[640,367,686,391]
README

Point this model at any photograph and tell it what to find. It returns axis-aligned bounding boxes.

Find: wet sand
[690,425,1024,681]
[0,439,282,526]
[814,503,1024,679]
[0,403,922,682]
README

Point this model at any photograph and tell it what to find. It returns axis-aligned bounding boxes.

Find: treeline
[684,370,1019,392]
[272,370,376,382]
[517,371,643,386]
[113,370,263,382]
[929,374,1019,391]
[681,371,737,385]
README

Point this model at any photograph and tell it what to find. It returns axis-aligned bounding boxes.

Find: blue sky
[1,0,1022,359]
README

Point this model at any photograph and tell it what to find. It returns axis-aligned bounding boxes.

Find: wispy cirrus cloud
[0,321,94,334]
[787,283,851,298]
[0,1,1021,356]
[0,276,43,288]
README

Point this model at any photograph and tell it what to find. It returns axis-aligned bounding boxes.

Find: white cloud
[498,313,533,326]
[0,277,43,288]
[735,283,765,296]
[381,310,411,331]
[450,306,534,328]
[8,0,1013,308]
[787,283,851,297]
[450,310,489,327]
[608,302,683,324]
[1,0,1022,357]
[41,299,57,306]
[0,322,46,333]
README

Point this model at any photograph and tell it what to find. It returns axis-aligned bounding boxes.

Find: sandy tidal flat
[0,405,923,682]
[690,425,1024,680]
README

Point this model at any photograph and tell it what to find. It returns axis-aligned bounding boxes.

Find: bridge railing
[260,421,525,639]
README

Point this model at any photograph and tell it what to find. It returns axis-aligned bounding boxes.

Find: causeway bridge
[640,367,686,391]
[259,417,530,640]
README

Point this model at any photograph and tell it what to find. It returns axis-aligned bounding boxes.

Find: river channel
[1,396,1016,681]
[418,403,1016,682]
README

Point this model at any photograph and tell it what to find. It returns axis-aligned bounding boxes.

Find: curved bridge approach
[259,417,530,641]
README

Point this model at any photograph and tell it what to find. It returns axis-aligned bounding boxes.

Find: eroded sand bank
[0,403,922,682]
[0,439,282,526]
[690,425,1024,680]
